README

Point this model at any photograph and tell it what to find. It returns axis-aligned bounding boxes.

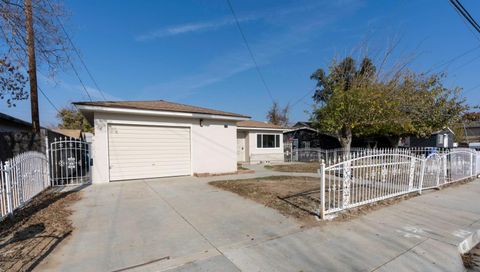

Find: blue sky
[1,0,480,126]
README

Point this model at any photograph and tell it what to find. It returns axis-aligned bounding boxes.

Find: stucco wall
[92,112,237,183]
[245,129,284,164]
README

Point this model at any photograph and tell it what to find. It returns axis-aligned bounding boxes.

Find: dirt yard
[210,176,426,226]
[264,163,319,173]
[462,242,480,270]
[0,189,81,272]
[210,176,321,225]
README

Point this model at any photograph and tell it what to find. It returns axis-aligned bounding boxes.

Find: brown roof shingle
[237,120,284,129]
[74,100,250,118]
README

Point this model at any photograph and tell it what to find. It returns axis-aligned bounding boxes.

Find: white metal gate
[47,137,91,186]
[318,148,479,219]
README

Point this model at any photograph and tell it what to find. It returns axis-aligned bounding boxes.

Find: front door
[237,132,246,162]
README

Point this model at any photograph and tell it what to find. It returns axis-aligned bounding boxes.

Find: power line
[46,0,107,101]
[290,88,315,109]
[426,45,480,73]
[448,3,480,43]
[454,0,480,30]
[463,82,480,95]
[38,86,60,113]
[226,0,274,102]
[66,60,92,101]
[449,0,480,33]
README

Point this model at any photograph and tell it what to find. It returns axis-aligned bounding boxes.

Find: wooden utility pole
[24,0,40,132]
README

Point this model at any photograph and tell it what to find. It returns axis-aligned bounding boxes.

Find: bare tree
[266,101,290,127]
[0,55,28,106]
[0,0,70,131]
[0,0,69,74]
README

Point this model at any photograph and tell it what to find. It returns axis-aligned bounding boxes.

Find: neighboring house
[455,122,480,149]
[284,121,340,149]
[74,100,251,183]
[401,128,455,148]
[237,120,285,164]
[285,121,402,149]
[0,112,34,132]
[0,112,63,161]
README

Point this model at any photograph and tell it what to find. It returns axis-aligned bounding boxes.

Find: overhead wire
[46,0,107,101]
[226,0,275,102]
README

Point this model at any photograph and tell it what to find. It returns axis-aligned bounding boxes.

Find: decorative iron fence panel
[0,151,49,220]
[48,137,91,186]
[318,149,479,219]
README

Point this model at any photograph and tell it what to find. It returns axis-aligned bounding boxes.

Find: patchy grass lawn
[264,163,320,173]
[0,189,82,272]
[210,176,320,225]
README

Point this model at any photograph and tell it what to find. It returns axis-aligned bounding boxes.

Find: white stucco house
[237,120,285,164]
[75,100,284,184]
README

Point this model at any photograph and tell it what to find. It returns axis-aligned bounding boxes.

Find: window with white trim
[257,134,280,148]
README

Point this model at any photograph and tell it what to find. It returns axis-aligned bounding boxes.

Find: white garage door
[108,124,191,181]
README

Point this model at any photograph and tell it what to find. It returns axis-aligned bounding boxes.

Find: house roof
[51,129,82,139]
[293,121,313,128]
[432,127,455,135]
[284,126,318,133]
[237,120,284,129]
[465,121,480,128]
[73,100,250,119]
[0,112,34,129]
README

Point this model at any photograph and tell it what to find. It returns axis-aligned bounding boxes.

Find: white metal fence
[288,147,453,166]
[318,148,479,219]
[0,151,49,220]
[0,136,92,220]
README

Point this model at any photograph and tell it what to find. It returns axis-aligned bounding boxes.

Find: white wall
[92,112,237,183]
[245,129,284,163]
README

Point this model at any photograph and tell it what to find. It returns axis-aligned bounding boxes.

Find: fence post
[443,155,448,182]
[470,152,474,177]
[419,156,426,194]
[45,137,51,187]
[435,156,441,187]
[4,161,13,217]
[408,157,415,191]
[319,162,325,219]
[325,149,329,166]
[342,158,351,208]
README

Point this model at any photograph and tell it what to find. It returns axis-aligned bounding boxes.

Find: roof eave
[284,126,318,133]
[237,126,286,131]
[74,104,250,121]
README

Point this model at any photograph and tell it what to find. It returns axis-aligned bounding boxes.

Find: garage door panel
[108,144,191,149]
[109,160,191,166]
[109,135,189,140]
[108,124,191,181]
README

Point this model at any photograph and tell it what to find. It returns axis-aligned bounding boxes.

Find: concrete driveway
[37,174,480,272]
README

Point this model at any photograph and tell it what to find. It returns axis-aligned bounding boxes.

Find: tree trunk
[25,0,40,133]
[338,126,352,160]
[386,136,400,148]
[338,126,352,208]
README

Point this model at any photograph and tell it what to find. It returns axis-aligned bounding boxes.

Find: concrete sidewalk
[37,175,480,271]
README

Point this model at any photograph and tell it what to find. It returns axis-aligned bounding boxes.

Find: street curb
[458,229,480,254]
